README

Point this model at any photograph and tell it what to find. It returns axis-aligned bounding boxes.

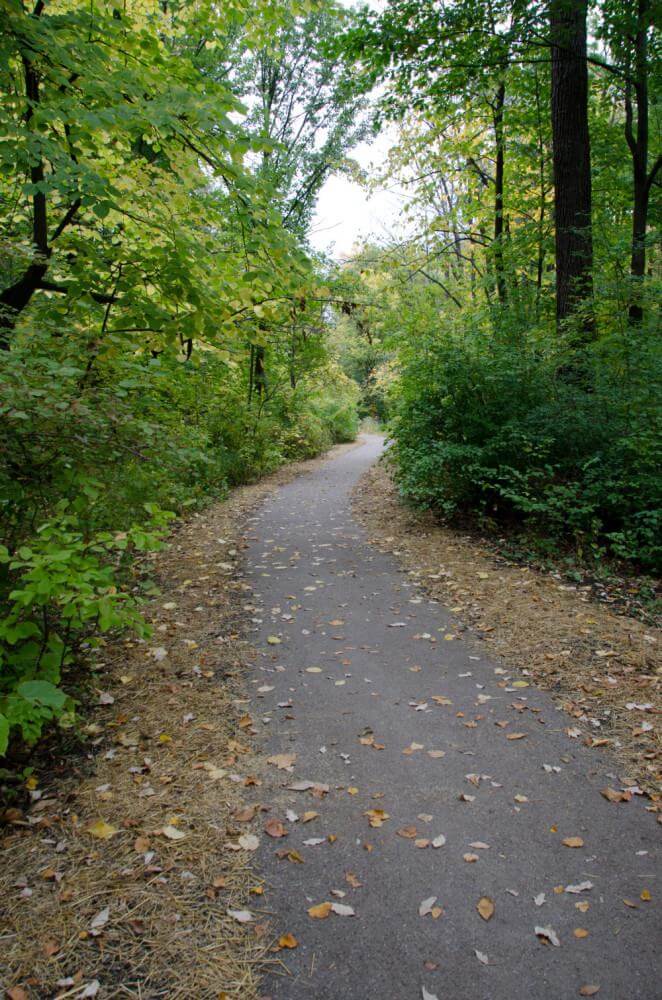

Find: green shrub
[390,332,661,571]
[0,501,172,754]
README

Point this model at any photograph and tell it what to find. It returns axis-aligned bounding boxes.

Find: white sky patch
[309,127,410,259]
[309,0,407,260]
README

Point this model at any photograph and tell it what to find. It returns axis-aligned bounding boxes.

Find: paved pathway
[245,435,659,1000]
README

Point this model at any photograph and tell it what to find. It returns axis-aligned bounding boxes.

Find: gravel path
[246,435,659,1000]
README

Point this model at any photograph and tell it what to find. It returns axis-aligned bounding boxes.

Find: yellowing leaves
[477,896,495,921]
[87,820,118,840]
[364,809,389,827]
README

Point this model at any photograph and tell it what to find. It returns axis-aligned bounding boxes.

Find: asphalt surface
[245,435,660,1000]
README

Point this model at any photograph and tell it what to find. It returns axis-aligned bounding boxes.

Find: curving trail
[245,435,659,1000]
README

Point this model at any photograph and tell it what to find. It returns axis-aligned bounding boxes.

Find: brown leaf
[264,818,287,838]
[308,901,332,919]
[397,825,418,839]
[234,805,257,822]
[133,836,150,853]
[267,753,296,771]
[562,837,584,848]
[477,896,495,921]
[506,732,527,741]
[7,988,28,1000]
[600,787,631,803]
[574,928,589,939]
[579,987,600,997]
[278,933,298,949]
[42,938,60,957]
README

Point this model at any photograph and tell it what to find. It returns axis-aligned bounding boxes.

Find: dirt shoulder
[0,440,359,1000]
[353,460,661,802]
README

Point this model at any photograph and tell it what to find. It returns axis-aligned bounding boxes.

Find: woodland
[0,0,660,762]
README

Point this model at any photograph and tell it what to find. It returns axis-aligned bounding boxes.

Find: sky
[308,124,408,260]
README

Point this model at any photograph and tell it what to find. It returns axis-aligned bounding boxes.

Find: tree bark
[623,0,659,325]
[550,0,594,336]
[492,81,507,305]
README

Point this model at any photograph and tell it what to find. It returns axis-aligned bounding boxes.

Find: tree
[549,0,594,335]
[599,0,661,324]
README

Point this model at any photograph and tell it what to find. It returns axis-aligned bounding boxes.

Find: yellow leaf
[87,820,118,840]
[477,896,495,921]
[308,901,332,919]
[278,932,298,948]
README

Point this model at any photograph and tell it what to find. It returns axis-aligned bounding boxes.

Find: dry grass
[0,442,358,1000]
[353,461,661,803]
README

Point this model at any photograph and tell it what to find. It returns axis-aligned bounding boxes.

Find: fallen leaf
[331,902,355,916]
[562,837,584,848]
[161,825,186,841]
[432,835,446,848]
[419,896,438,917]
[422,988,439,1000]
[228,909,253,923]
[238,834,260,851]
[535,925,560,947]
[477,896,495,921]
[266,636,281,645]
[87,820,118,840]
[308,901,332,919]
[397,825,418,839]
[601,787,631,803]
[364,808,389,827]
[475,950,489,965]
[264,819,287,839]
[579,987,600,997]
[507,732,527,741]
[574,928,589,939]
[278,933,298,949]
[90,907,110,932]
[267,753,297,771]
[464,853,479,863]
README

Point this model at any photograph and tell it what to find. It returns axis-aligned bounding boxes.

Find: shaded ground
[244,435,660,1000]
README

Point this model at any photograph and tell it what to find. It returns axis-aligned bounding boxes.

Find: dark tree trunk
[254,344,267,396]
[624,0,659,325]
[550,0,594,336]
[492,81,507,305]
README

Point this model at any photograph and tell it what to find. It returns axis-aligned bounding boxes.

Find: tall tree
[549,0,594,334]
[599,0,661,325]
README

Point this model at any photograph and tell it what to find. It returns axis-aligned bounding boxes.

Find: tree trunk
[550,0,594,336]
[624,0,655,326]
[492,81,507,305]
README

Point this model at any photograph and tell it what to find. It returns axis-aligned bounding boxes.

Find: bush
[0,336,358,757]
[389,332,661,571]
